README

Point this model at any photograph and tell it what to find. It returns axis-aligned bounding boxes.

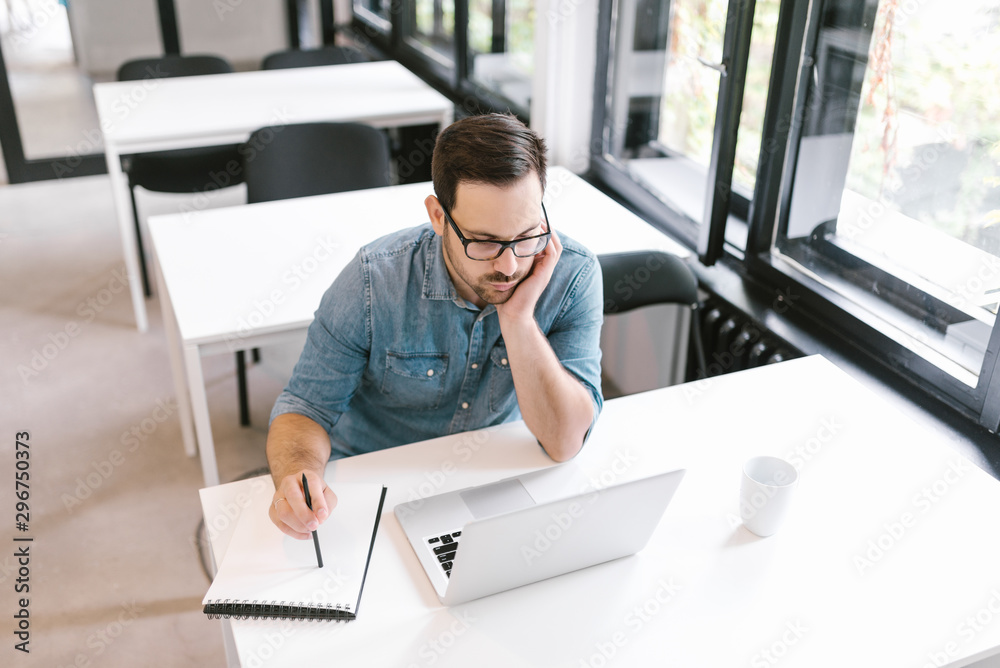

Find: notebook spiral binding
[203,599,355,621]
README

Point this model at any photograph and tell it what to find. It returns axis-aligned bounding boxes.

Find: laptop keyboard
[425,530,462,578]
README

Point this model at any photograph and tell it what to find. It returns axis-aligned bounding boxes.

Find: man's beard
[444,241,529,305]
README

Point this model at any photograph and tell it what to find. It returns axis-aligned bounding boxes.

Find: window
[593,0,1000,429]
[403,0,457,74]
[354,0,531,118]
[354,0,393,27]
[467,0,533,115]
[596,0,780,247]
[772,0,1000,390]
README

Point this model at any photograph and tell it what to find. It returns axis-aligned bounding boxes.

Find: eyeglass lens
[466,236,548,260]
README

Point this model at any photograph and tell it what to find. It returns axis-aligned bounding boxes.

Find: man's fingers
[269,499,312,540]
[320,486,338,521]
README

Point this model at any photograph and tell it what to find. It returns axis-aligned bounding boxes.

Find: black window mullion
[456,0,469,84]
[490,0,506,53]
[156,0,181,54]
[976,324,1000,431]
[0,36,105,183]
[745,0,813,258]
[698,0,757,266]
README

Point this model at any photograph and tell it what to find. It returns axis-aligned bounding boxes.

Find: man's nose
[493,247,519,276]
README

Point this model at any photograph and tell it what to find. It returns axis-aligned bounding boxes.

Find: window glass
[603,0,779,224]
[405,0,457,68]
[354,0,392,27]
[467,0,533,112]
[774,0,1000,385]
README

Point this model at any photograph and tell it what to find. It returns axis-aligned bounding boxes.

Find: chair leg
[690,304,709,379]
[251,348,261,364]
[236,351,250,427]
[129,187,153,298]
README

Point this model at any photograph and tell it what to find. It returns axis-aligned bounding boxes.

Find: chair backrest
[117,54,234,81]
[599,250,707,380]
[243,122,392,204]
[599,251,698,314]
[261,46,369,70]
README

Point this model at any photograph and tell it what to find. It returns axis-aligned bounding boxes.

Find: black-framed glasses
[442,202,551,261]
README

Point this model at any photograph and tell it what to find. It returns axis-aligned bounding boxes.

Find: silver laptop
[394,464,686,605]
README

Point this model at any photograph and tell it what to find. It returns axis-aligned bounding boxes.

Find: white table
[94,60,455,332]
[200,355,1000,667]
[149,167,689,486]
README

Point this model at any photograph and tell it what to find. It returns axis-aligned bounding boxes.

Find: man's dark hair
[431,113,547,212]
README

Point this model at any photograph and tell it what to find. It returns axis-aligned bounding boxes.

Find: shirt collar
[421,231,496,314]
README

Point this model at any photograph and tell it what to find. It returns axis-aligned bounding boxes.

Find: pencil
[301,474,324,568]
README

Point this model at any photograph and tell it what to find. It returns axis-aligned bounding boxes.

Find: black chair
[261,46,370,70]
[599,251,707,380]
[235,122,392,425]
[243,122,391,203]
[117,55,243,297]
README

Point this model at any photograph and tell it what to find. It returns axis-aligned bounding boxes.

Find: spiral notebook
[203,481,387,621]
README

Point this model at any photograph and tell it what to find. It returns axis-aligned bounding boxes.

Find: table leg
[220,619,240,668]
[184,345,221,487]
[104,144,149,332]
[153,252,198,458]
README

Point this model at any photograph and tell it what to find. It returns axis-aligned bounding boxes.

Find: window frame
[589,0,1000,432]
[354,0,530,119]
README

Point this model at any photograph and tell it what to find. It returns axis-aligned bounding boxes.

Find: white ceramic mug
[739,456,798,537]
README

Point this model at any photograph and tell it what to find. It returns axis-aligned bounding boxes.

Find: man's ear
[425,195,446,236]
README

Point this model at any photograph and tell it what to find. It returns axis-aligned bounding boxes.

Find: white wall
[531,0,599,174]
[532,0,693,393]
[175,0,288,69]
[67,0,162,76]
[67,0,311,76]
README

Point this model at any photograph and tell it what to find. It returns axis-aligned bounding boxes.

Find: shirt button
[426,369,434,377]
[461,402,469,409]
[471,363,478,369]
[501,358,508,366]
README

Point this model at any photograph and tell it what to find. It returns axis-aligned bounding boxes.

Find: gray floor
[0,175,301,666]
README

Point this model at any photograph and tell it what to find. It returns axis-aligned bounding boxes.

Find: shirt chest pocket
[381,351,449,410]
[488,345,516,413]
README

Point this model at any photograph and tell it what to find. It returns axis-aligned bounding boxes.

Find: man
[267,114,603,539]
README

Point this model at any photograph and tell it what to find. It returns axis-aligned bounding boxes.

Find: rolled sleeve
[269,251,371,434]
[546,252,605,439]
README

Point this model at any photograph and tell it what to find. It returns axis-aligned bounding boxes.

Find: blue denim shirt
[270,223,603,459]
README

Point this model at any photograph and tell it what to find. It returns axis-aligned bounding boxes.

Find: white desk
[94,60,455,332]
[149,167,689,486]
[200,356,1000,667]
